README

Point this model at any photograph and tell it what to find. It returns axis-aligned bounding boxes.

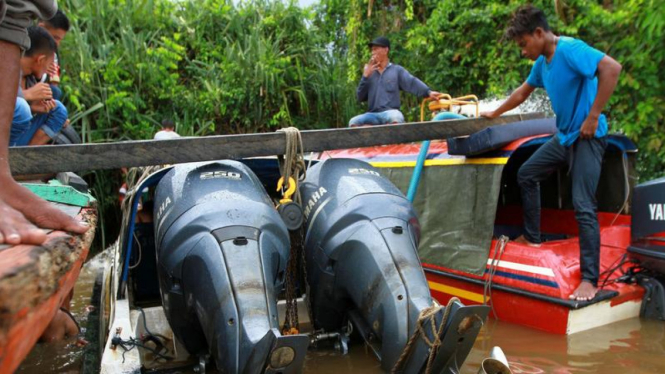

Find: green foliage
[318,0,664,179]
[58,0,359,248]
[60,0,355,141]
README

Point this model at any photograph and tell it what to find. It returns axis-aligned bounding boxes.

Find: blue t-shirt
[527,37,607,147]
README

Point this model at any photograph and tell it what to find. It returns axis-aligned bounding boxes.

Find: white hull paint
[567,299,642,334]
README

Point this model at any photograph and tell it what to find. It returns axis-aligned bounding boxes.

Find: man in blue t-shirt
[481,6,622,301]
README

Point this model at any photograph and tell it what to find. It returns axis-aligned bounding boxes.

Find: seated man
[10,26,67,146]
[349,36,439,127]
[38,9,71,101]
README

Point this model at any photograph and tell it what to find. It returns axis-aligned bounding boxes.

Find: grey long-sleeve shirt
[356,63,431,113]
[0,0,57,50]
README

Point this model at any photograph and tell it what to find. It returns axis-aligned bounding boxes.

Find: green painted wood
[9,113,546,175]
[22,180,96,207]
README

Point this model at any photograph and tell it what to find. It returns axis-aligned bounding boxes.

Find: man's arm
[397,67,431,98]
[357,76,370,102]
[480,82,536,119]
[579,55,622,139]
[357,60,377,102]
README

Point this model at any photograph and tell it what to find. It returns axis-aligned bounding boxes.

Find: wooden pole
[9,113,545,175]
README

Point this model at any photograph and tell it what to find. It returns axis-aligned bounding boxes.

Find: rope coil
[277,127,308,335]
[484,235,509,320]
[391,297,461,374]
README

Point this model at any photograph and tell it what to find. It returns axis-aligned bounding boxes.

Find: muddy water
[304,318,665,374]
[16,255,104,374]
[17,256,665,373]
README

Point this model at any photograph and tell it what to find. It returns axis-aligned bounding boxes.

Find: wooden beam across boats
[9,113,544,175]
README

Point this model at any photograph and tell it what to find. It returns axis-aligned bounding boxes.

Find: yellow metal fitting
[277,177,297,204]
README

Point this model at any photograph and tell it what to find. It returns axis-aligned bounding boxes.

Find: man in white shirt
[154,119,180,140]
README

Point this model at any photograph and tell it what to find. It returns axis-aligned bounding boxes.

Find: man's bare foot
[569,280,598,301]
[513,235,541,248]
[0,177,88,245]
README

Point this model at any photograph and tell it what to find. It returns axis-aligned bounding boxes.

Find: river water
[17,252,665,374]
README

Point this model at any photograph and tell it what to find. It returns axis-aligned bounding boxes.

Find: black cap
[368,36,390,49]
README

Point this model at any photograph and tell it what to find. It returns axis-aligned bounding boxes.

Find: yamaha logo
[649,203,665,221]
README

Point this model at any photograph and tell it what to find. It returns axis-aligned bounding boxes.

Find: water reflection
[303,316,665,373]
[464,318,665,374]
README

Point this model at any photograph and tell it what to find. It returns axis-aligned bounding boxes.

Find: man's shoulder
[531,55,545,70]
[559,36,594,54]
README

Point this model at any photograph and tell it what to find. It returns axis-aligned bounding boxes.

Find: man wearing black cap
[349,36,440,127]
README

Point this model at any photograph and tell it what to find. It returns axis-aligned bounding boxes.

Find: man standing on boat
[349,36,440,127]
[0,1,89,244]
[481,5,622,301]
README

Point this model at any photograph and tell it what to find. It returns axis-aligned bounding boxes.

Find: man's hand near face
[363,57,379,78]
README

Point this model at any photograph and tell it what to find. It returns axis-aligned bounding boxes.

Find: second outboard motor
[629,176,665,274]
[300,159,488,373]
[628,176,665,321]
[154,160,308,373]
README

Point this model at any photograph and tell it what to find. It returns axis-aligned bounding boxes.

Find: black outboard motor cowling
[628,176,665,274]
[154,160,307,373]
[300,159,488,373]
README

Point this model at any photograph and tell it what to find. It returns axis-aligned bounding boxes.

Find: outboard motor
[628,176,665,321]
[300,159,488,373]
[154,160,308,373]
[629,176,665,274]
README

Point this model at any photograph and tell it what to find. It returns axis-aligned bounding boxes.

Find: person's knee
[50,85,63,101]
[573,197,596,221]
[517,164,535,187]
[388,112,404,124]
[53,100,68,119]
[43,100,68,136]
[348,115,364,127]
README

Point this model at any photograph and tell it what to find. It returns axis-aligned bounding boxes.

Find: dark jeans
[517,135,607,286]
[51,84,62,101]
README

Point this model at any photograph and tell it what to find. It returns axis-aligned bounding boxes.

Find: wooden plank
[0,208,97,374]
[9,113,545,175]
[22,182,96,207]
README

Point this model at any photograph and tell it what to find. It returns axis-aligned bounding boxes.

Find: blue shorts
[348,109,405,127]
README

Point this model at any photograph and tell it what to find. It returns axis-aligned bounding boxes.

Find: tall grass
[58,0,360,249]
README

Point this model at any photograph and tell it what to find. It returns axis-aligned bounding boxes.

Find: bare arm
[480,82,535,119]
[357,58,377,102]
[579,55,622,138]
[23,83,53,102]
